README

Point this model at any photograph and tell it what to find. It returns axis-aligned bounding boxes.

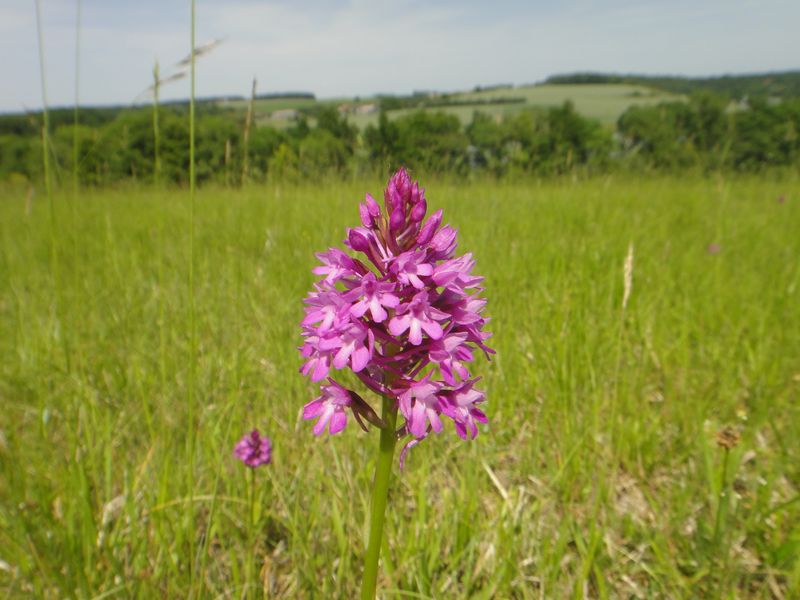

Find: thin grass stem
[713,447,730,548]
[247,467,256,599]
[34,0,54,273]
[242,78,256,185]
[72,0,81,199]
[152,61,161,187]
[35,0,73,379]
[187,0,198,590]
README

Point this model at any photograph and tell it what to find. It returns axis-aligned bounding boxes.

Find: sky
[1,0,799,113]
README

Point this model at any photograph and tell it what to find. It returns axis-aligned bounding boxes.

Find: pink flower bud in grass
[347,228,389,271]
[365,192,381,217]
[390,207,406,233]
[348,228,372,253]
[410,199,427,223]
[416,209,442,246]
[361,193,382,227]
[429,225,458,259]
[234,430,272,468]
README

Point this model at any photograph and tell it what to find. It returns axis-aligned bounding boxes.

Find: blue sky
[2,0,799,112]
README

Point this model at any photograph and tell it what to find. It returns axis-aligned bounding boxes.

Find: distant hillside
[545,71,800,99]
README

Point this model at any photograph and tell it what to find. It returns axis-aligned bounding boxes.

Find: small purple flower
[390,251,434,289]
[433,254,484,293]
[441,292,488,326]
[388,291,448,346]
[397,376,444,438]
[303,380,353,435]
[441,379,488,440]
[299,169,493,463]
[300,334,333,381]
[234,430,272,468]
[319,322,375,372]
[429,333,473,385]
[344,272,400,323]
[303,289,350,333]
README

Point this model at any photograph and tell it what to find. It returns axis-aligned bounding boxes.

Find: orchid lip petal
[329,411,347,435]
[409,320,423,345]
[350,346,370,372]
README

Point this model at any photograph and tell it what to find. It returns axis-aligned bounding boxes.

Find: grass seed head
[716,426,741,450]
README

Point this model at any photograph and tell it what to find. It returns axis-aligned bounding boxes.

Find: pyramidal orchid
[233,429,272,468]
[233,429,272,594]
[299,169,493,599]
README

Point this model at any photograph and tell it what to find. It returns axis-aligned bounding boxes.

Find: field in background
[1,176,799,597]
[246,83,682,129]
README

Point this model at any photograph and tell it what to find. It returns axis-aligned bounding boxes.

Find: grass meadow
[1,176,799,598]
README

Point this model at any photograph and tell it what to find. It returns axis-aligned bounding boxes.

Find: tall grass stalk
[607,241,633,466]
[713,446,730,548]
[194,408,235,597]
[34,0,73,376]
[69,0,83,373]
[152,61,161,187]
[187,0,199,589]
[241,78,256,185]
[34,0,54,273]
[153,63,167,396]
[153,61,168,406]
[72,0,81,199]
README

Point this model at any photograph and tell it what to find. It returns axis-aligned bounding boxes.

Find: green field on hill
[1,176,799,597]
[250,83,682,129]
[440,83,679,124]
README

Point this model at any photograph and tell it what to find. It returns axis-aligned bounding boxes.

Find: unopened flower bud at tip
[347,228,371,252]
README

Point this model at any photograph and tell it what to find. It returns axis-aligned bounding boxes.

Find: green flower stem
[247,467,256,599]
[360,396,399,600]
[713,447,730,548]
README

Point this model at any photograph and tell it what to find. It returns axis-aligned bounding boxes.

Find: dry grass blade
[622,241,634,311]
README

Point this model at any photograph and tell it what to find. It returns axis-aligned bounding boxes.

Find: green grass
[1,176,799,598]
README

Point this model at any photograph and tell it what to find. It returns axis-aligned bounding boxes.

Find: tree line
[1,91,799,186]
[545,70,800,100]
